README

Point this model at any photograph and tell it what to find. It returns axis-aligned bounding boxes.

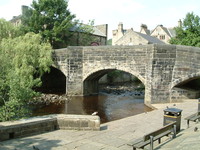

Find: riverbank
[99,81,144,96]
[30,81,144,105]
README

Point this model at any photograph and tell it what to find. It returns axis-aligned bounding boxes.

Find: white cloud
[0,0,32,20]
[1,0,200,39]
[68,0,145,38]
[68,0,144,23]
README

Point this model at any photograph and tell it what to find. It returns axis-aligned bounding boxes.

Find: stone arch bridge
[52,44,200,105]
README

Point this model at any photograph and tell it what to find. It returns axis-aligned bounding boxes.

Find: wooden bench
[127,122,176,150]
[185,112,200,128]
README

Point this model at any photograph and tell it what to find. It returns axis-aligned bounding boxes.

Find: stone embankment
[99,82,144,96]
[30,94,71,105]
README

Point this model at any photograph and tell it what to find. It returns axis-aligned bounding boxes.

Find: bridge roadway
[0,99,199,150]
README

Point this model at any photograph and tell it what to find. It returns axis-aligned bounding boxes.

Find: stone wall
[171,87,200,102]
[0,114,100,141]
[148,44,177,104]
[82,45,150,95]
[171,45,200,87]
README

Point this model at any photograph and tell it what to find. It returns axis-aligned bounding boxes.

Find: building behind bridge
[10,5,108,46]
[112,21,182,45]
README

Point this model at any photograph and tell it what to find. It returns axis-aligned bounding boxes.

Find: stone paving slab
[155,122,200,150]
[0,99,199,150]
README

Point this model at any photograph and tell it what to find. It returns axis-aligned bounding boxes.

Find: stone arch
[83,67,145,95]
[36,66,66,94]
[83,67,145,85]
[170,72,200,89]
[51,63,67,77]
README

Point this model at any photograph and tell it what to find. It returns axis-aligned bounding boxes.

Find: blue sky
[1,0,200,38]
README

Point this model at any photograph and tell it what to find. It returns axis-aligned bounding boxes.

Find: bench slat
[133,130,172,148]
[185,112,200,128]
[128,122,176,150]
[144,122,176,141]
[127,138,143,146]
[185,113,198,120]
[190,115,200,121]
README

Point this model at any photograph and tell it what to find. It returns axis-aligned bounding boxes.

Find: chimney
[178,19,182,27]
[118,22,123,31]
[21,5,28,15]
[140,24,150,35]
[141,24,147,30]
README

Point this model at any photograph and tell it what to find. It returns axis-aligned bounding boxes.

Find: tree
[21,0,77,49]
[0,19,22,42]
[170,12,200,47]
[0,21,53,121]
[107,39,112,45]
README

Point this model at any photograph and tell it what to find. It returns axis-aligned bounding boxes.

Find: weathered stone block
[0,114,100,141]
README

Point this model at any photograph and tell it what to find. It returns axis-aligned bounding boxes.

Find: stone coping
[0,114,100,141]
[0,114,99,126]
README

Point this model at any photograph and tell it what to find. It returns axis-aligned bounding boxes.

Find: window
[160,35,165,40]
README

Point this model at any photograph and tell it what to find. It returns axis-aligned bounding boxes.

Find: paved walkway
[0,99,199,150]
[155,122,200,150]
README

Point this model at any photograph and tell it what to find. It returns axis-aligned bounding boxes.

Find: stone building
[150,20,182,44]
[69,24,108,46]
[112,22,164,45]
[150,25,176,44]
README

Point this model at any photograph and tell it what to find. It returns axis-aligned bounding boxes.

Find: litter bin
[163,108,182,132]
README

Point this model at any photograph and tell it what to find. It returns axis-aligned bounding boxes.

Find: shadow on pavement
[0,133,62,150]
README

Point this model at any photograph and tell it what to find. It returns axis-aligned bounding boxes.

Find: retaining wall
[0,114,100,141]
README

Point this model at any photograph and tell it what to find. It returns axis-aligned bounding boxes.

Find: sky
[1,0,200,38]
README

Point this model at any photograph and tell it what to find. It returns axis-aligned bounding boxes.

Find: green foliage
[0,19,22,42]
[0,32,53,121]
[107,70,123,83]
[107,39,112,45]
[21,0,76,48]
[21,0,95,48]
[170,12,200,47]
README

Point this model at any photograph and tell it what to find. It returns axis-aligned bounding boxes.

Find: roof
[10,15,21,23]
[93,27,106,37]
[160,25,171,37]
[141,29,150,35]
[136,32,165,44]
[168,28,176,37]
[115,29,165,45]
[70,24,106,37]
[151,25,176,38]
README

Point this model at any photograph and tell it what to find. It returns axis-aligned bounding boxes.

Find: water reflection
[32,92,153,123]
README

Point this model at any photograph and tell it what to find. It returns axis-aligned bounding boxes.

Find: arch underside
[83,69,145,95]
[36,66,66,94]
[170,73,200,100]
[171,72,200,89]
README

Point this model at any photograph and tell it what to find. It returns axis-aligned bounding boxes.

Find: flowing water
[32,91,153,123]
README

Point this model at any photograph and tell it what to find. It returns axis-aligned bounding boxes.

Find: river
[32,85,153,123]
